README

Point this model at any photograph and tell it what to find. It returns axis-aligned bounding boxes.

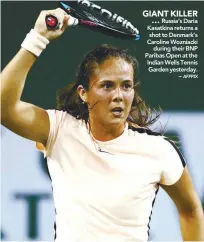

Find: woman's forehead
[91,57,134,80]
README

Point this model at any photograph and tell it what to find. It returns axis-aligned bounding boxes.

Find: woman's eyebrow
[123,79,133,83]
[101,79,133,83]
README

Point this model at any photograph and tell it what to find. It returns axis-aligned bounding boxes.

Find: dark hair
[56,44,161,128]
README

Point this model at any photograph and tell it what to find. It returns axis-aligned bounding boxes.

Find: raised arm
[1,8,70,146]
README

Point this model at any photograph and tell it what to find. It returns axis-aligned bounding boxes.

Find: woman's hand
[34,8,70,41]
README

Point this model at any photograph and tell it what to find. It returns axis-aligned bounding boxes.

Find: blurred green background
[1,2,204,241]
[2,1,204,111]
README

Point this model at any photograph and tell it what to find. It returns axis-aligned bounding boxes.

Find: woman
[1,8,204,242]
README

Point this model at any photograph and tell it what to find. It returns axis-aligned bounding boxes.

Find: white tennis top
[37,110,186,242]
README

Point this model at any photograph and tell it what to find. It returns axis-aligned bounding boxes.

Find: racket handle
[45,15,79,30]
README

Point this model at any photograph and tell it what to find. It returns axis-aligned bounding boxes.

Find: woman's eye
[104,83,113,89]
[102,82,132,90]
[123,84,132,90]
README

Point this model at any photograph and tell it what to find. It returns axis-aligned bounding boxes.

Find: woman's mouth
[111,107,123,117]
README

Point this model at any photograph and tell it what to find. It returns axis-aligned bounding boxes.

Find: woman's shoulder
[46,109,76,121]
[127,121,161,137]
[45,109,85,131]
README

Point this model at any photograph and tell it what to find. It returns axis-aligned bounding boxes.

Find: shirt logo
[98,147,114,155]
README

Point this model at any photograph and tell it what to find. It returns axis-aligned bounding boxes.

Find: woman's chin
[105,117,125,126]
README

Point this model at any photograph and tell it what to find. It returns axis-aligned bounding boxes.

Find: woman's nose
[112,87,123,102]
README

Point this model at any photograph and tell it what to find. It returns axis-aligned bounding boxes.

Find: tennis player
[1,8,204,241]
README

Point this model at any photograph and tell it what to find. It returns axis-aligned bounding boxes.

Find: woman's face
[85,57,135,129]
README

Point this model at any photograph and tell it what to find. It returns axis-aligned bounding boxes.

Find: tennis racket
[45,0,140,40]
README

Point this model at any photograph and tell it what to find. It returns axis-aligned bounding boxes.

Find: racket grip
[45,14,79,30]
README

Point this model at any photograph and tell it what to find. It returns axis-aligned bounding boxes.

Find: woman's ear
[77,85,88,103]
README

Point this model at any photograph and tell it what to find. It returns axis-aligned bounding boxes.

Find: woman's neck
[88,121,125,142]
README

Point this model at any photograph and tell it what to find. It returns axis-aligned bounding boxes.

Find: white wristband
[21,29,50,57]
